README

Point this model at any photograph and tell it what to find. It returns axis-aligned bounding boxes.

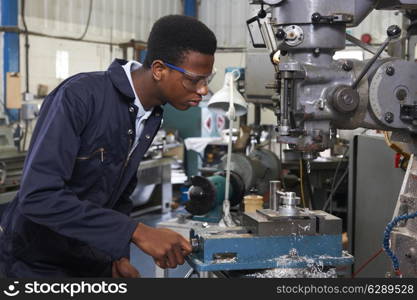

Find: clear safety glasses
[164,62,215,92]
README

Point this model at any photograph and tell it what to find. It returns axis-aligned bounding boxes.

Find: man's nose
[196,83,209,96]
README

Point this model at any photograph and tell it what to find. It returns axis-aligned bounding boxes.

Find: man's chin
[173,102,193,110]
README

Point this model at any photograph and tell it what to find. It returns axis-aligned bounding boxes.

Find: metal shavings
[298,224,311,231]
[213,257,237,264]
[249,267,337,278]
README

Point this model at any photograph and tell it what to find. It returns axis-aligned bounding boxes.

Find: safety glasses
[164,62,215,92]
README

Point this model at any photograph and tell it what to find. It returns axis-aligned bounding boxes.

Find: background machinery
[187,0,417,278]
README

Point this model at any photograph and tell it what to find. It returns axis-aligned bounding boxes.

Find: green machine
[184,149,281,222]
[185,172,245,223]
[163,98,224,177]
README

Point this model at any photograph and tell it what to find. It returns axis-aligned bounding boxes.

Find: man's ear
[151,60,166,81]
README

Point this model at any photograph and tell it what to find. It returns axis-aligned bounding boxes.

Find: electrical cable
[383,211,417,276]
[19,0,125,46]
[352,248,384,278]
[78,0,94,40]
[22,0,94,42]
[326,146,349,212]
[330,146,349,193]
[2,2,147,46]
[322,167,348,211]
[383,131,410,169]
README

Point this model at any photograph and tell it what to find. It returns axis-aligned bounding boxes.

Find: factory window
[56,50,69,80]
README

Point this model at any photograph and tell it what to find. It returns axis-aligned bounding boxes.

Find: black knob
[342,60,353,71]
[258,6,267,18]
[311,12,322,23]
[387,25,401,38]
[385,112,394,123]
[275,28,286,40]
[386,66,395,76]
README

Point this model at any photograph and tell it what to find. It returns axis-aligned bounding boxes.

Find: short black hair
[143,15,217,68]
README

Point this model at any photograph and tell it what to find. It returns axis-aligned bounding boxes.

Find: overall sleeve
[18,83,137,260]
[113,174,138,259]
[113,174,137,216]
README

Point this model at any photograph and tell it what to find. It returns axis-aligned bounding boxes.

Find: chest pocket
[69,147,108,202]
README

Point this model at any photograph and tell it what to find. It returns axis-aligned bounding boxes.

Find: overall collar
[108,59,164,117]
[107,59,136,101]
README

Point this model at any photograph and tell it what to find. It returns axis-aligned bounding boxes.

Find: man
[0,15,217,277]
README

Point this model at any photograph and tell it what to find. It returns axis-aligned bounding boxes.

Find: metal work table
[0,151,26,206]
[130,157,175,217]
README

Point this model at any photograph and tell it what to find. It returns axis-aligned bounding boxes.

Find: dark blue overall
[0,59,163,277]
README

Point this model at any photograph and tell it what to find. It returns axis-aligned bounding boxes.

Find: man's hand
[132,223,192,269]
[112,257,140,278]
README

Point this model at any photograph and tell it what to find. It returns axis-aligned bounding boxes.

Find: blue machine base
[187,252,354,272]
[188,230,354,272]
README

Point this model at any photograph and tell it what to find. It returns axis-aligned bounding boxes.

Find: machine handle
[311,12,353,24]
[351,25,401,90]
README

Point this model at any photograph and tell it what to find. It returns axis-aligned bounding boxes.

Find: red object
[361,33,372,44]
[352,248,384,278]
[394,153,401,168]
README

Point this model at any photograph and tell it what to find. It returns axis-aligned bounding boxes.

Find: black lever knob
[258,4,267,19]
[352,24,401,90]
[387,25,401,39]
[275,28,286,40]
[311,12,321,23]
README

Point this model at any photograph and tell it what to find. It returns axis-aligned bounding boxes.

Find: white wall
[19,35,124,95]
[199,0,249,48]
[23,0,182,43]
[20,0,182,95]
[209,51,246,92]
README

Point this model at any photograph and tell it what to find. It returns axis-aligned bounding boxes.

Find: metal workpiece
[269,180,282,210]
[277,191,301,216]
